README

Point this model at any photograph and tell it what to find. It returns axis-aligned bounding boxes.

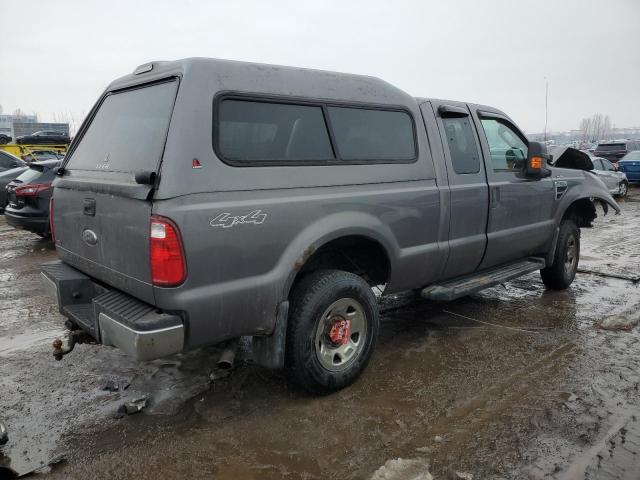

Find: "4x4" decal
[210,210,267,229]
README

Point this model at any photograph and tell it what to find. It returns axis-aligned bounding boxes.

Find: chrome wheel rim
[314,298,368,372]
[564,235,578,274]
[620,183,627,196]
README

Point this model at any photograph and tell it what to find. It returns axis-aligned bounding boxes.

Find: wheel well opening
[563,198,597,228]
[291,236,391,291]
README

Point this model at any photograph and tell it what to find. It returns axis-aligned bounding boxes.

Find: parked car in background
[0,166,29,212]
[552,146,628,198]
[0,151,25,172]
[0,134,12,145]
[16,131,70,145]
[594,140,640,164]
[618,151,640,183]
[4,159,61,236]
[21,150,65,162]
[591,156,629,197]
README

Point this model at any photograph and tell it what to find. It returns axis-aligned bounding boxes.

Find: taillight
[14,183,50,197]
[49,197,55,241]
[149,215,186,287]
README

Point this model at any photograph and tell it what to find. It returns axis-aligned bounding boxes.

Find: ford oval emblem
[82,229,98,246]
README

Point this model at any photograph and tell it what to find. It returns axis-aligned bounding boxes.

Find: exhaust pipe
[217,339,240,370]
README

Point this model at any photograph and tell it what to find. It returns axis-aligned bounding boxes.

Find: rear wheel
[618,181,628,198]
[540,219,580,290]
[286,270,379,395]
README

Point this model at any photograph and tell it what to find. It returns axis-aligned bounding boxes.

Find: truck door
[429,101,489,278]
[471,109,556,269]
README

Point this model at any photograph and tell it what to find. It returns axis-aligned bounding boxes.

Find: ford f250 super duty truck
[41,58,620,394]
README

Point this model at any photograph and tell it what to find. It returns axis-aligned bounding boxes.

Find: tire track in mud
[561,413,640,480]
[424,341,577,434]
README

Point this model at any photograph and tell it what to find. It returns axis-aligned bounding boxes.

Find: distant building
[0,114,38,138]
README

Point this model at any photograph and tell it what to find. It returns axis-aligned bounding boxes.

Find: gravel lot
[1,188,639,479]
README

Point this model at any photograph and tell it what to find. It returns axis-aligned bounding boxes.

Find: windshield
[622,151,640,161]
[65,79,178,174]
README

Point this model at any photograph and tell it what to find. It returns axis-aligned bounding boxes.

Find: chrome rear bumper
[41,260,184,361]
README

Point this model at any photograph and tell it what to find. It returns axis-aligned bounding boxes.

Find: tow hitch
[52,330,96,361]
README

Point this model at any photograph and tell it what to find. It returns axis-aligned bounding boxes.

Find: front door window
[480,118,528,172]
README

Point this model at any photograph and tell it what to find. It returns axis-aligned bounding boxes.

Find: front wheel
[540,219,580,290]
[286,270,379,395]
[618,181,628,198]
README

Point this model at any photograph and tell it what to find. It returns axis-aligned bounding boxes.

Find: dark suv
[5,160,61,236]
[594,140,640,163]
[41,58,619,394]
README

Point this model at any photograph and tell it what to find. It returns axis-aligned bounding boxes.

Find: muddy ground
[1,188,639,480]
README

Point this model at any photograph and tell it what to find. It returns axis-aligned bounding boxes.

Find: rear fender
[278,211,399,300]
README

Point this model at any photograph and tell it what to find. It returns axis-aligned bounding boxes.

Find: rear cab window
[65,79,179,177]
[215,96,417,165]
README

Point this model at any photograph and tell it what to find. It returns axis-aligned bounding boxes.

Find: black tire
[540,219,580,290]
[286,269,379,395]
[617,181,628,198]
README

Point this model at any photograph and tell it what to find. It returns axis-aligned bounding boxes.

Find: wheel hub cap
[327,316,351,346]
[314,298,368,372]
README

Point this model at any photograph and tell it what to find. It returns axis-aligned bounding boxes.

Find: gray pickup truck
[42,58,619,394]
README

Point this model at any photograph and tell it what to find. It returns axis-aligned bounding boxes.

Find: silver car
[591,156,629,197]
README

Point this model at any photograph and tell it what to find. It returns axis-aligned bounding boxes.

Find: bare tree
[579,113,613,142]
[579,117,592,142]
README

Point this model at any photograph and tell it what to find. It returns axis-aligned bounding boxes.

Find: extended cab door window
[442,116,480,174]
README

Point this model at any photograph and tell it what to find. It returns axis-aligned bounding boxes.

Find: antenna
[544,77,549,143]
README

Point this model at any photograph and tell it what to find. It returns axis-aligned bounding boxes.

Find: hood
[549,146,594,171]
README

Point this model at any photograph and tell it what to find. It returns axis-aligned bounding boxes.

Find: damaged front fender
[555,172,621,229]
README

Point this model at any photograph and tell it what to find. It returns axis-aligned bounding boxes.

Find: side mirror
[525,141,552,179]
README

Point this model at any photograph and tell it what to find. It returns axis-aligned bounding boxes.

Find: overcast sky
[1,0,638,133]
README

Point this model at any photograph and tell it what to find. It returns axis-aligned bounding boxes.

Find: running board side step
[421,257,546,301]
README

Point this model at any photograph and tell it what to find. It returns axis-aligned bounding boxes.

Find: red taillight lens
[149,215,186,287]
[49,197,55,241]
[14,183,50,197]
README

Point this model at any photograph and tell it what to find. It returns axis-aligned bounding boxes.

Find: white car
[591,156,629,197]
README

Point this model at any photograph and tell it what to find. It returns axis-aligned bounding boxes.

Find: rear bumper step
[422,257,546,301]
[41,260,184,361]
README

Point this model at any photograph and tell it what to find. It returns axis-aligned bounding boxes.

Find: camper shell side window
[213,94,418,166]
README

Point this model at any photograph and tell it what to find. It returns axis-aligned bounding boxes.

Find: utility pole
[544,77,549,143]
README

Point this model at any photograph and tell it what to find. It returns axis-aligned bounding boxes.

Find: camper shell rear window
[214,95,417,165]
[65,79,178,174]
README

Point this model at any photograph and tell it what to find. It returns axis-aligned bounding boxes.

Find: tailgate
[53,78,179,304]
